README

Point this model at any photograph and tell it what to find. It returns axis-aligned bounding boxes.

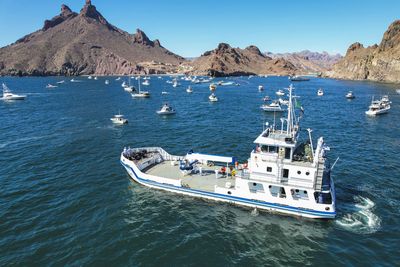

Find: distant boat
[258,85,264,91]
[46,84,58,89]
[161,91,169,95]
[186,86,193,93]
[70,79,81,82]
[156,103,176,115]
[105,80,110,85]
[172,80,179,87]
[209,93,218,102]
[260,100,284,112]
[396,89,400,94]
[115,77,121,81]
[111,113,128,125]
[290,75,310,81]
[365,97,390,116]
[94,76,98,80]
[132,77,150,98]
[276,89,285,96]
[220,82,234,86]
[209,83,217,91]
[263,96,270,102]
[345,91,355,99]
[56,80,65,84]
[142,79,150,86]
[317,89,324,96]
[88,76,93,79]
[1,83,26,101]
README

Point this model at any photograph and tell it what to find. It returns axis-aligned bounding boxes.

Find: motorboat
[88,75,93,79]
[186,86,193,93]
[161,91,169,95]
[380,95,391,107]
[260,100,284,112]
[258,85,264,91]
[365,97,390,116]
[115,77,121,81]
[276,90,285,96]
[317,89,324,96]
[46,84,58,89]
[263,96,270,102]
[56,80,65,84]
[209,93,218,102]
[120,84,337,219]
[1,83,26,100]
[345,91,355,99]
[142,80,150,86]
[156,103,176,115]
[94,76,98,80]
[172,80,179,87]
[110,113,128,125]
[105,80,110,85]
[209,83,217,91]
[220,82,234,86]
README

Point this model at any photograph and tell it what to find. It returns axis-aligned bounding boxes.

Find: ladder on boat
[314,158,325,191]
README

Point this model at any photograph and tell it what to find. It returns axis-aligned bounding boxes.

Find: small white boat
[161,91,169,95]
[260,100,284,112]
[209,93,218,102]
[186,86,193,93]
[156,103,176,115]
[111,113,128,125]
[365,97,390,116]
[121,81,128,88]
[1,83,26,100]
[142,80,150,86]
[290,75,310,81]
[263,96,270,102]
[46,84,58,89]
[220,82,234,86]
[116,77,121,81]
[105,80,110,85]
[279,98,289,105]
[88,76,93,79]
[56,80,65,84]
[345,91,355,99]
[70,79,81,82]
[132,77,150,98]
[94,76,98,80]
[258,85,264,91]
[209,83,217,91]
[276,90,285,96]
[172,80,179,87]
[166,80,173,84]
[396,89,400,94]
[317,89,324,96]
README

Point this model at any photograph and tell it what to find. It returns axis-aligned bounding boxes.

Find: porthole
[228,191,232,195]
[325,207,330,211]
[253,183,257,186]
[295,189,299,193]
[304,191,307,194]
[306,171,310,176]
[297,170,301,175]
[268,185,272,188]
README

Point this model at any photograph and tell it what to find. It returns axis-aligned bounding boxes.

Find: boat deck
[144,161,236,192]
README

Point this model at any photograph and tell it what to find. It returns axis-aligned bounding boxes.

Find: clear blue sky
[0,0,399,57]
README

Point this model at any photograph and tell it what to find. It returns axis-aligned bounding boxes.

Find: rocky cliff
[0,0,185,76]
[328,20,400,83]
[191,43,297,77]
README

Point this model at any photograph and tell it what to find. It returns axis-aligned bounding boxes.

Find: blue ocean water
[0,76,399,266]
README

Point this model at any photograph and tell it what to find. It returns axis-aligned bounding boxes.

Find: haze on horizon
[0,0,398,57]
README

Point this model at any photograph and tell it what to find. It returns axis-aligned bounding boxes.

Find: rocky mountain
[327,20,400,83]
[0,0,185,76]
[191,43,297,77]
[266,50,342,73]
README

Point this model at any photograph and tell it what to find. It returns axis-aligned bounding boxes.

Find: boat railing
[125,147,184,162]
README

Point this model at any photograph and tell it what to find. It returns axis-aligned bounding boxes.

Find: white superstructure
[120,84,336,219]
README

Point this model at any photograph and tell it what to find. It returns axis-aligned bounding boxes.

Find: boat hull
[120,157,336,219]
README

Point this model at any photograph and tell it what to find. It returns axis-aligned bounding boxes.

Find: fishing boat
[317,89,324,96]
[132,77,150,98]
[111,113,128,125]
[276,90,285,96]
[156,103,176,115]
[209,83,217,91]
[365,97,390,116]
[46,84,58,89]
[1,83,26,100]
[258,85,264,92]
[186,86,193,93]
[345,91,355,99]
[120,84,336,219]
[290,75,310,81]
[260,100,284,112]
[209,93,218,102]
[380,95,391,107]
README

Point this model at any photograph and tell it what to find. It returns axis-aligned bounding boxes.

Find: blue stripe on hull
[121,161,336,219]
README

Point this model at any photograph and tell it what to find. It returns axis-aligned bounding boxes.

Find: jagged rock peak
[153,39,161,47]
[42,4,77,31]
[245,45,264,57]
[379,20,400,51]
[80,0,108,25]
[61,4,73,16]
[216,43,232,51]
[346,42,364,55]
[133,29,153,45]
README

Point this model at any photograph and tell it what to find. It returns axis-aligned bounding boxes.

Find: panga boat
[111,113,128,124]
[1,83,26,100]
[317,89,324,96]
[365,97,390,116]
[260,100,284,112]
[120,84,336,219]
[156,103,176,115]
[186,86,193,93]
[209,93,218,102]
[345,91,355,99]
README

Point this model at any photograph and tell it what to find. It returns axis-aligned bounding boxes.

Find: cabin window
[291,189,308,200]
[280,187,286,198]
[267,167,272,172]
[249,182,265,193]
[268,146,278,153]
[269,186,286,198]
[283,169,289,178]
[261,145,268,152]
[285,148,291,159]
[314,192,332,204]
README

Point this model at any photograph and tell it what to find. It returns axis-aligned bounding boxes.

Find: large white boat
[1,83,26,100]
[209,93,218,102]
[120,85,336,219]
[365,97,390,116]
[111,113,128,125]
[156,103,176,115]
[317,88,324,96]
[260,100,284,112]
[345,91,355,99]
